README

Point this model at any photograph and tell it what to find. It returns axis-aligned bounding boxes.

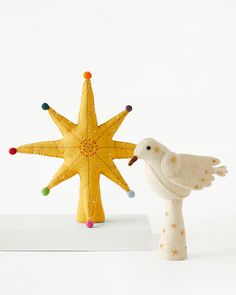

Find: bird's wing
[161,152,225,190]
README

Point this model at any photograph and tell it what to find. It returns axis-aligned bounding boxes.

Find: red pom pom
[9,147,17,155]
[86,220,94,228]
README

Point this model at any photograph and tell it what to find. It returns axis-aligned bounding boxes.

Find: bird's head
[128,138,168,166]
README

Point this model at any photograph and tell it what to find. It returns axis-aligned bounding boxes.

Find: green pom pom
[41,103,49,110]
[41,187,50,196]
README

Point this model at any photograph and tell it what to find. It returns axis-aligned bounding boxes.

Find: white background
[0,0,236,294]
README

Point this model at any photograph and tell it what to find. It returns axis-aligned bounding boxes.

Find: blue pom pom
[127,190,135,198]
[42,103,49,110]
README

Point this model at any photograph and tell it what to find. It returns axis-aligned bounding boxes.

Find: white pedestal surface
[0,214,151,251]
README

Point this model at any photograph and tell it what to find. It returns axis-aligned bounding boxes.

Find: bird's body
[130,138,227,200]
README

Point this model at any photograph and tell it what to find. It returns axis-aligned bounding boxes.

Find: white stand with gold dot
[158,199,187,260]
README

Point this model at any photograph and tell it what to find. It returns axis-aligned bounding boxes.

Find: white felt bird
[128,138,227,261]
[128,138,228,200]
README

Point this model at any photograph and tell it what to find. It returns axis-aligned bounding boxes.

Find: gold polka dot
[171,224,176,229]
[160,244,164,249]
[194,185,199,190]
[180,230,185,236]
[200,178,205,182]
[172,249,178,256]
[205,170,208,174]
[154,146,160,153]
[212,159,217,164]
[171,156,176,165]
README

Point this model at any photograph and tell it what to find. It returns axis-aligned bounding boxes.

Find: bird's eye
[146,146,151,150]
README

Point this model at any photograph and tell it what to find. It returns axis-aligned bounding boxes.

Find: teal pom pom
[41,187,50,196]
[42,103,49,110]
[127,190,135,198]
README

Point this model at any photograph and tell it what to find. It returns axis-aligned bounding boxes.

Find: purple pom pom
[125,105,132,112]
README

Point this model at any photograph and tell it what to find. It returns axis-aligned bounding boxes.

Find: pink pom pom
[86,220,94,228]
[9,147,17,155]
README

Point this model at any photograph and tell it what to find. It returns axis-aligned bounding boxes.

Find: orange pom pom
[83,72,92,80]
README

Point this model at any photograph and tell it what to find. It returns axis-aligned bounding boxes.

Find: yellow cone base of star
[15,72,135,224]
[77,185,105,223]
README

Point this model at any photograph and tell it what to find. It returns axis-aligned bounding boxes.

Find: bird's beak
[128,155,138,166]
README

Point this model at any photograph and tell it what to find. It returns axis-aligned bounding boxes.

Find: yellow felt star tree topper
[9,72,136,228]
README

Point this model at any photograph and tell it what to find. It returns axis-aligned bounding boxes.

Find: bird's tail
[213,166,228,176]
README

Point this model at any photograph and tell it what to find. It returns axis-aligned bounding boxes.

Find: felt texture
[15,73,135,223]
[161,153,227,191]
[158,199,187,261]
[130,138,227,260]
